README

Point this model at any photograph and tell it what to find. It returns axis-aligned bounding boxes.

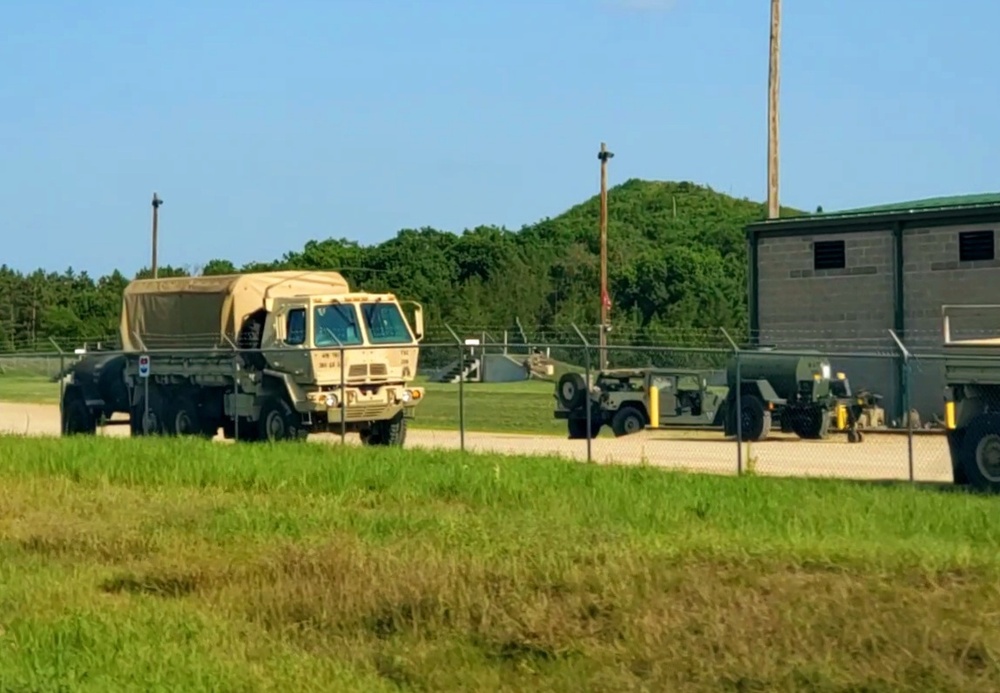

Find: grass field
[1,435,999,691]
[0,373,587,436]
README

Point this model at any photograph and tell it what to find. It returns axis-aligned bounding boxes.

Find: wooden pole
[598,142,614,371]
[151,193,163,278]
[767,0,781,219]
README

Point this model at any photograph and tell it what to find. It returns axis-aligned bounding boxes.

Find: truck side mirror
[413,305,425,342]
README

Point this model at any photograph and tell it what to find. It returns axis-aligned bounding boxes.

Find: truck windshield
[313,304,363,347]
[360,302,412,345]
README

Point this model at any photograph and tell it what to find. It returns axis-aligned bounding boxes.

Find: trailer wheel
[957,413,1000,492]
[567,418,601,439]
[737,396,770,441]
[258,397,307,442]
[792,407,830,440]
[611,406,645,437]
[62,387,96,436]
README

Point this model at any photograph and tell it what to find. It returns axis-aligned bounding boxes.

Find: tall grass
[1,435,999,691]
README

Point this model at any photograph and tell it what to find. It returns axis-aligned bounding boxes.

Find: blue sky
[2,0,996,277]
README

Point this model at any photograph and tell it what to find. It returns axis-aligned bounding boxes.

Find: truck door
[267,304,312,377]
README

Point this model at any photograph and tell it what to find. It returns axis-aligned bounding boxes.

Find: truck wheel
[957,414,1000,492]
[567,418,600,439]
[557,372,587,410]
[364,412,407,447]
[258,397,307,442]
[947,429,968,485]
[130,386,167,436]
[738,396,770,441]
[62,387,96,436]
[611,406,645,437]
[167,392,209,438]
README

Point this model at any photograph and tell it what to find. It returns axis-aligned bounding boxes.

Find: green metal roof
[746,191,1000,236]
[829,192,1000,216]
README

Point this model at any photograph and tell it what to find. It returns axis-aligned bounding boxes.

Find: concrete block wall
[901,223,1000,421]
[755,230,900,417]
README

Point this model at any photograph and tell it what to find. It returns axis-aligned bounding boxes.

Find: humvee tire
[611,406,645,437]
[557,372,587,410]
[568,418,601,439]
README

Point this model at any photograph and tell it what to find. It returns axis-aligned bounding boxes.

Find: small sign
[138,354,151,378]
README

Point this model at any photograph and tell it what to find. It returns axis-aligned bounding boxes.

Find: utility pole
[767,0,781,219]
[151,193,163,278]
[598,142,614,371]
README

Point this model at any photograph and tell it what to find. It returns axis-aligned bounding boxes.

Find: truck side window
[285,308,306,346]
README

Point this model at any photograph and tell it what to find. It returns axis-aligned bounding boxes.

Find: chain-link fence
[0,326,973,487]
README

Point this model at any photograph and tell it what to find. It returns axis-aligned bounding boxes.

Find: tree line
[0,179,805,353]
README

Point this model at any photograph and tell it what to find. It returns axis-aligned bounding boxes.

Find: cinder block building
[744,193,1000,423]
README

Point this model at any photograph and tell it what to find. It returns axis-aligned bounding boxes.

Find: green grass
[0,375,56,404]
[1,435,1000,691]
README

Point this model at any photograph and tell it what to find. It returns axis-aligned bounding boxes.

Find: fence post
[444,323,465,452]
[889,330,915,482]
[721,328,743,475]
[571,323,594,464]
[223,336,240,441]
[319,333,348,445]
[48,337,65,433]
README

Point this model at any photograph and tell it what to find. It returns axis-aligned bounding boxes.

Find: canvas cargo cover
[119,271,350,352]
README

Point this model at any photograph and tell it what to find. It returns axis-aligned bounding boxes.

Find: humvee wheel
[958,414,1000,492]
[611,406,644,437]
[557,373,587,410]
[258,397,307,442]
[567,418,600,439]
[847,428,863,444]
[62,387,96,436]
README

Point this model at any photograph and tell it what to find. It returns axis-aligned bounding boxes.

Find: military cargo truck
[941,305,1000,491]
[59,271,425,445]
[554,349,860,442]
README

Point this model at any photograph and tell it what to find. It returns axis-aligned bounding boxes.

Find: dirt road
[0,401,954,484]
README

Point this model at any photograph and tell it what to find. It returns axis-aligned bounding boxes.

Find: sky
[1,0,997,277]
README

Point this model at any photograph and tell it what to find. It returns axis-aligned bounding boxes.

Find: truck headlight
[325,393,339,408]
[400,390,412,403]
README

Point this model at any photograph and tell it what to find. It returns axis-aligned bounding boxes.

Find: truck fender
[261,369,307,411]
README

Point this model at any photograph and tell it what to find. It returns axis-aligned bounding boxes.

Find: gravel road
[0,401,954,484]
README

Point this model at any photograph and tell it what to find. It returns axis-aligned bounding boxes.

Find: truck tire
[957,413,1000,492]
[130,385,167,436]
[737,395,770,441]
[62,387,96,436]
[166,391,210,438]
[567,418,600,439]
[364,412,407,447]
[557,372,587,410]
[258,397,308,442]
[611,406,645,437]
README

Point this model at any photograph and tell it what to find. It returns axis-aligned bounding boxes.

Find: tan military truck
[59,270,425,445]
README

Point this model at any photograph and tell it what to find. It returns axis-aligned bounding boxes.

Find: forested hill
[0,179,806,351]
